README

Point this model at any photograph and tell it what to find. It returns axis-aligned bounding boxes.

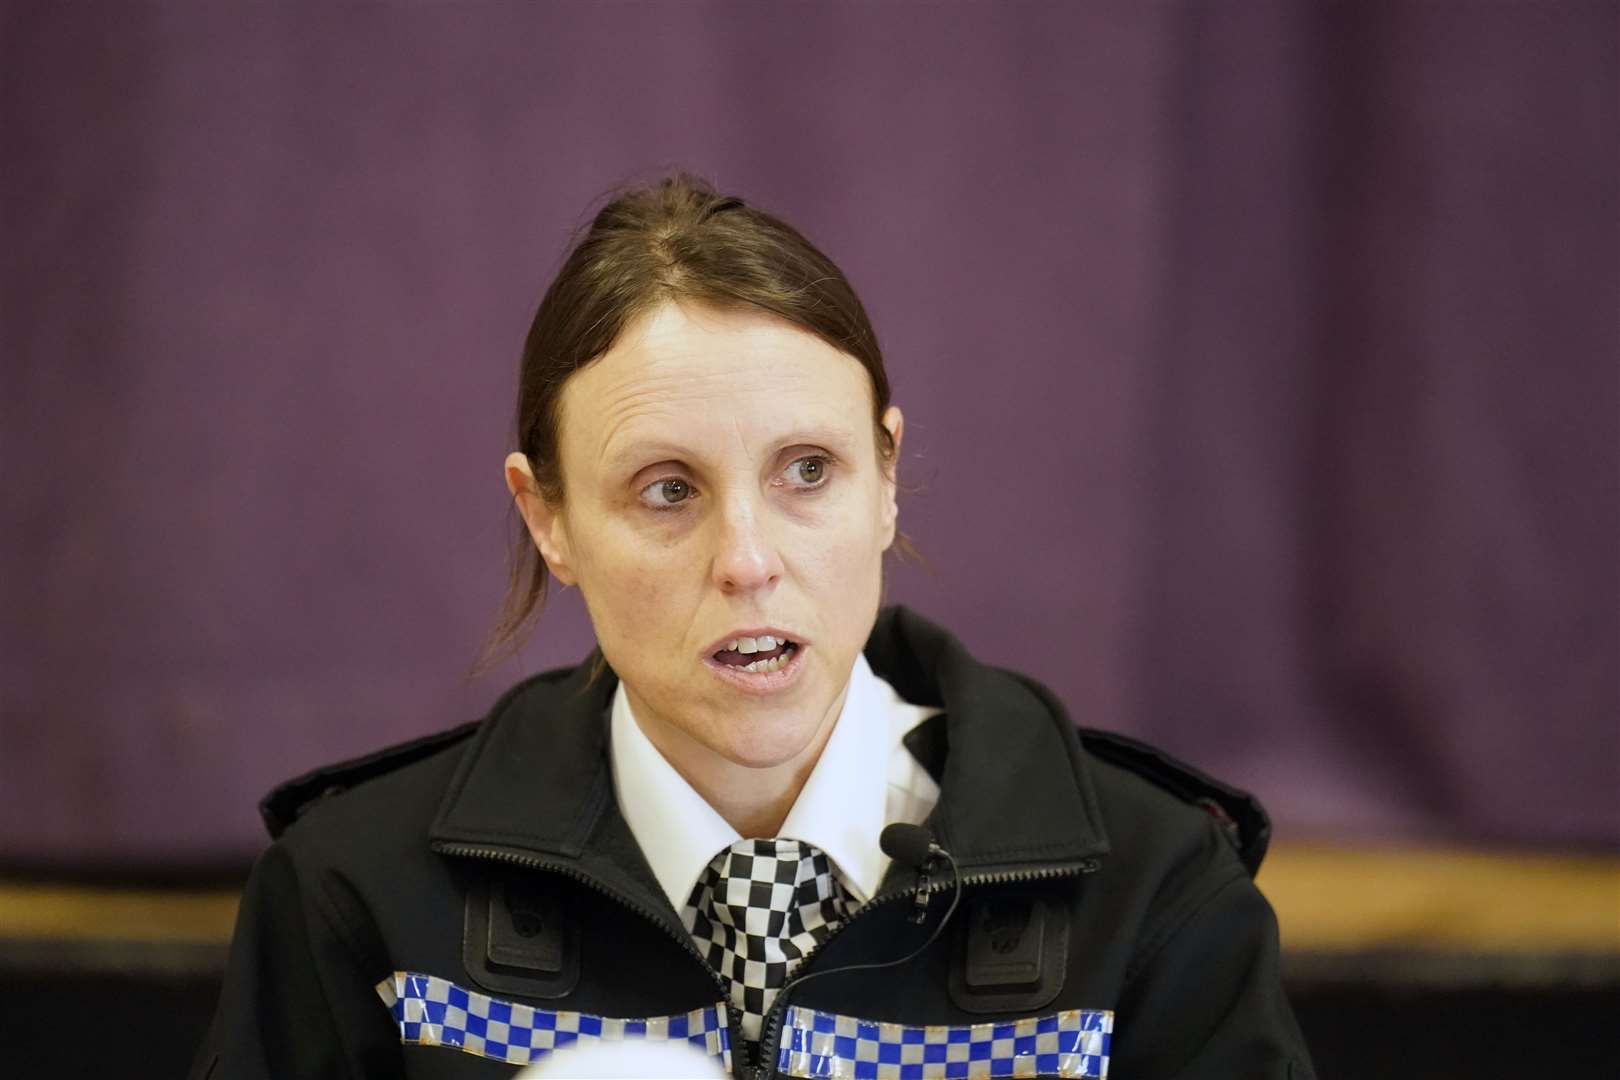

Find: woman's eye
[638,477,694,509]
[784,455,831,488]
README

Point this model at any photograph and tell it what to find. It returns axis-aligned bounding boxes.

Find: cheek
[570,518,692,640]
[789,506,888,597]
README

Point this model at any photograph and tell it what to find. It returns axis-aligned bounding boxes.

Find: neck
[628,678,852,838]
[704,759,816,839]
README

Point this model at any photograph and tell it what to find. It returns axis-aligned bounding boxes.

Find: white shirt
[609,652,942,912]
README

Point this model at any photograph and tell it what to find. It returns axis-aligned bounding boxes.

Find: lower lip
[701,644,808,696]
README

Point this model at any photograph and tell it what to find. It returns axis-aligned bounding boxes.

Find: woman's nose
[710,497,784,593]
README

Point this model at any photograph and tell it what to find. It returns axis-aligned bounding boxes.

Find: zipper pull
[910,864,933,924]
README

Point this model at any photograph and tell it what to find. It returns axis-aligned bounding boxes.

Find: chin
[701,711,824,771]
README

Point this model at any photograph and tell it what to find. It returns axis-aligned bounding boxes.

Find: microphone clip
[879,823,954,927]
[910,849,939,925]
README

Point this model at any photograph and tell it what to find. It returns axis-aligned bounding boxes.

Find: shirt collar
[609,652,898,913]
[777,651,895,903]
[608,681,737,914]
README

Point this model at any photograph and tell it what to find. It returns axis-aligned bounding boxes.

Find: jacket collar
[429,606,1111,925]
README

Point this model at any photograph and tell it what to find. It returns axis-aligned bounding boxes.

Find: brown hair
[477,173,911,672]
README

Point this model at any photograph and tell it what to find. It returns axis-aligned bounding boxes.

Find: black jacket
[193,606,1315,1079]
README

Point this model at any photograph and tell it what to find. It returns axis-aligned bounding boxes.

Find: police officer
[194,176,1316,1079]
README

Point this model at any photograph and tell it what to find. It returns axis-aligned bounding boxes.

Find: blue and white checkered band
[684,838,854,1045]
[774,1005,1113,1080]
[374,972,733,1071]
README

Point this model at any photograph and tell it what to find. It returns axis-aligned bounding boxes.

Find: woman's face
[511,300,902,772]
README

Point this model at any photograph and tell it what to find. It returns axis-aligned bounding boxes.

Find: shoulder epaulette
[259,720,481,839]
[1077,728,1272,876]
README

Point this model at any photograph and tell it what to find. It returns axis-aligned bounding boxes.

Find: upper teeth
[726,635,777,654]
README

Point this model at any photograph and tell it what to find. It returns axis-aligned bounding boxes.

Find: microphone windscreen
[880,823,936,868]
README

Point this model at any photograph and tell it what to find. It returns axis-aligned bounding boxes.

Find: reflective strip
[774,1005,1112,1079]
[375,971,733,1071]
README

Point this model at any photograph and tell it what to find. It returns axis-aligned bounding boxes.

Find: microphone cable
[786,823,963,992]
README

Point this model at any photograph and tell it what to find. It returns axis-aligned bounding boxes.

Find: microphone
[787,823,964,993]
[879,823,940,869]
[880,823,949,925]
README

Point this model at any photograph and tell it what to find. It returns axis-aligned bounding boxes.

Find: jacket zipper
[438,842,1101,1080]
[751,858,1103,1080]
[431,842,749,1067]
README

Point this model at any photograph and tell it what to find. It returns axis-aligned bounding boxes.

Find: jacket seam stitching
[1121,862,1248,993]
[302,864,383,1080]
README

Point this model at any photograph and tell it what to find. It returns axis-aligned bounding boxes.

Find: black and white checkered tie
[684,838,854,1047]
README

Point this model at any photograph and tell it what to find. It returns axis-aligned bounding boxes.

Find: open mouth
[710,634,800,674]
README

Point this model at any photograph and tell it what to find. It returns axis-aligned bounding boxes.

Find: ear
[878,405,904,549]
[504,452,578,587]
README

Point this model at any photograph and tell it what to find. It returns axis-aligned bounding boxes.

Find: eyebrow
[604,428,861,473]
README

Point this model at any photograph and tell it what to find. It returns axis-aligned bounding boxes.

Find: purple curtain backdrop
[3,2,1615,867]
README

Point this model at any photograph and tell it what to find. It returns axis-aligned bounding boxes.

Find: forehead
[558,301,873,466]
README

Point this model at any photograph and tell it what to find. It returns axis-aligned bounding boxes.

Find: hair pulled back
[480,174,900,670]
